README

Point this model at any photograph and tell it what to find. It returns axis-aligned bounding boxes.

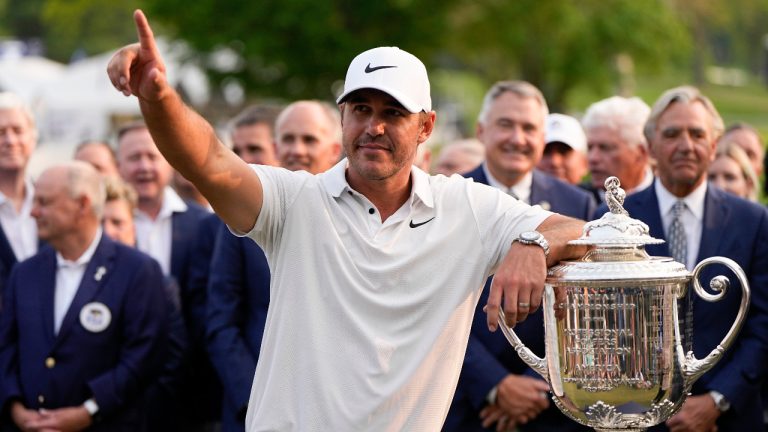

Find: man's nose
[507,125,525,145]
[366,116,386,136]
[677,133,695,151]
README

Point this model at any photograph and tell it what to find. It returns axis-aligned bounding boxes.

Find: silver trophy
[500,177,750,431]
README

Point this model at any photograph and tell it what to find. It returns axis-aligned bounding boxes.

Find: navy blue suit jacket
[0,229,45,313]
[445,167,594,432]
[206,221,271,432]
[169,201,209,333]
[175,209,223,426]
[0,236,168,431]
[597,184,768,431]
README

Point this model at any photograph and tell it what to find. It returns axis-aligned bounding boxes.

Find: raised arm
[485,214,586,331]
[107,10,262,233]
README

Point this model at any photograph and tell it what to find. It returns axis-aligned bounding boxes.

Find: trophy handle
[682,256,750,384]
[497,287,552,383]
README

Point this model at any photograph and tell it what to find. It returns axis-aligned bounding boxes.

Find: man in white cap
[107,10,587,431]
[537,113,588,185]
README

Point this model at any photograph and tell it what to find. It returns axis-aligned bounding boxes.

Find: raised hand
[107,10,171,101]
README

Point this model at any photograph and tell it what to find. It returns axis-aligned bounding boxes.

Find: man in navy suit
[598,86,768,432]
[0,162,167,431]
[0,93,40,302]
[446,81,594,432]
[206,101,341,432]
[116,122,213,430]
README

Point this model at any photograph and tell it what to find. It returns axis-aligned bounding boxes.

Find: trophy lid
[569,177,664,248]
[547,177,689,283]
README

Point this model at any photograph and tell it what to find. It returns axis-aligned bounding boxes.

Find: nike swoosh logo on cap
[365,63,397,73]
[409,217,435,228]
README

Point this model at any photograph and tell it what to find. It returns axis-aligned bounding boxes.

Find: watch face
[521,231,541,242]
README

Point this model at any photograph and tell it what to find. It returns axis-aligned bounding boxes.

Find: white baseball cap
[336,47,432,113]
[545,113,587,154]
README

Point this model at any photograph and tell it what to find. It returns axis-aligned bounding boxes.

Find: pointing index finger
[133,9,160,57]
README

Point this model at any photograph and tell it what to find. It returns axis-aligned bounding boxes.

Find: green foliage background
[2,0,768,136]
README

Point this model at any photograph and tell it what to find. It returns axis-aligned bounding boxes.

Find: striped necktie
[669,200,693,352]
[668,200,687,266]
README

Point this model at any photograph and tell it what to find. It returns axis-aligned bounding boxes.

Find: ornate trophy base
[595,429,646,432]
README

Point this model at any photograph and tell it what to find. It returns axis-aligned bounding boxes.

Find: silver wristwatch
[709,390,730,412]
[83,398,100,416]
[515,230,550,258]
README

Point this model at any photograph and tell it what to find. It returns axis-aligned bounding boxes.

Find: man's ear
[417,111,437,144]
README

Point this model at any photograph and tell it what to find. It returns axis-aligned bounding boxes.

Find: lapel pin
[94,266,107,282]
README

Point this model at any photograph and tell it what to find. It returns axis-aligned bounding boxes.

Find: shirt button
[38,395,45,404]
[368,208,375,214]
[45,357,55,368]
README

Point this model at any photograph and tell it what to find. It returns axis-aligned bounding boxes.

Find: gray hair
[477,81,549,125]
[0,92,37,139]
[229,104,282,134]
[65,161,106,219]
[582,96,651,149]
[276,100,341,142]
[644,86,724,144]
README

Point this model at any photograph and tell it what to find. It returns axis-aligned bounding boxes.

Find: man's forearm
[536,214,587,266]
[139,91,223,185]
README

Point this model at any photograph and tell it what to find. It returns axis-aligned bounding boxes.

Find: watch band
[708,390,730,412]
[83,398,99,416]
[515,230,550,258]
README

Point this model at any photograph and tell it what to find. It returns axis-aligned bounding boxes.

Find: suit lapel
[54,236,116,346]
[530,170,552,209]
[38,248,57,343]
[170,210,183,281]
[0,227,17,267]
[465,165,488,185]
[635,187,669,257]
[696,186,728,263]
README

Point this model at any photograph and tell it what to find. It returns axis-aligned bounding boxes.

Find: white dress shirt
[54,229,102,335]
[655,178,707,270]
[482,162,533,204]
[134,187,188,276]
[0,180,38,261]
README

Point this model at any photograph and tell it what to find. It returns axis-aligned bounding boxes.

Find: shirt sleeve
[467,181,553,275]
[227,165,312,254]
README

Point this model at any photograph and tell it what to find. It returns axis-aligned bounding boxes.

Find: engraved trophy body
[500,177,750,431]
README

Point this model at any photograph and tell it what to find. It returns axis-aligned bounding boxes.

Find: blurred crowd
[0,70,766,432]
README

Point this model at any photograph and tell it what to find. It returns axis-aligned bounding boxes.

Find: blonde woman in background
[707,140,759,201]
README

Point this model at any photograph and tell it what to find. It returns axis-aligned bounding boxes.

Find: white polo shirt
[242,159,551,432]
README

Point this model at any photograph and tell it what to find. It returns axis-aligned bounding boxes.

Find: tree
[445,0,689,110]
[145,0,459,102]
[41,0,140,62]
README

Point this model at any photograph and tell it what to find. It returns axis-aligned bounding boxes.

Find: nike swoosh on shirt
[409,217,435,228]
[365,63,397,73]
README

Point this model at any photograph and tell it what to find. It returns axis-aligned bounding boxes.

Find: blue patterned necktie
[669,200,692,352]
[669,201,688,267]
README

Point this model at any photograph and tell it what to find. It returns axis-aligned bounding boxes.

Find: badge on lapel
[79,302,111,333]
[94,266,107,282]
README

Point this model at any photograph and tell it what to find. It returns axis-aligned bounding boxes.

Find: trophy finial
[605,176,628,216]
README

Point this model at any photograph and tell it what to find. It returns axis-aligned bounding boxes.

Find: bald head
[32,162,105,254]
[275,101,341,174]
[434,139,485,176]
